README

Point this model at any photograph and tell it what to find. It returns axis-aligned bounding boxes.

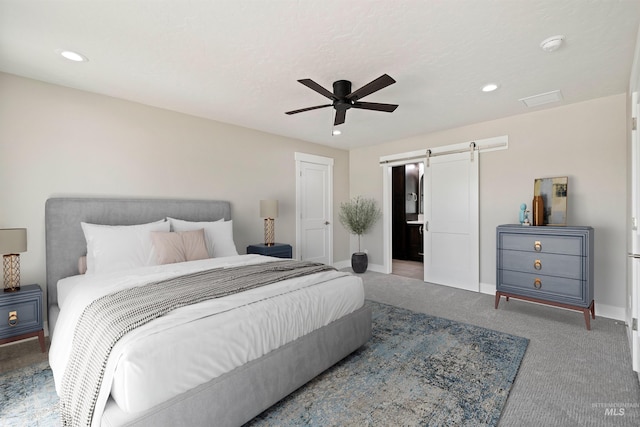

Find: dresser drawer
[499,250,583,280]
[0,296,42,339]
[500,233,582,255]
[499,270,585,303]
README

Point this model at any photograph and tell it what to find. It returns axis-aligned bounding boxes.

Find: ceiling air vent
[519,90,563,108]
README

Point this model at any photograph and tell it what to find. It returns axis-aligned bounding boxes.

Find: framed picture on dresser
[534,176,568,225]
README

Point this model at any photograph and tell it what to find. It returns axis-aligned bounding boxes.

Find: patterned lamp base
[264,218,275,246]
[3,253,21,292]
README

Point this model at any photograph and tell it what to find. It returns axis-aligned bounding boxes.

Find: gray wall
[0,71,629,320]
[349,94,627,319]
[0,72,351,307]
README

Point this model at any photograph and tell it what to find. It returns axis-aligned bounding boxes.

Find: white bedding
[49,255,364,426]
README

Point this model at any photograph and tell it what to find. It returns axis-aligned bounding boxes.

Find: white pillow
[81,220,170,275]
[167,217,238,258]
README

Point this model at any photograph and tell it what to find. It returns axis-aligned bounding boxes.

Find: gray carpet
[1,302,528,427]
[357,269,640,426]
[2,270,639,426]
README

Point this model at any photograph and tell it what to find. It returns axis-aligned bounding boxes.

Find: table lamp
[0,228,27,292]
[260,200,278,246]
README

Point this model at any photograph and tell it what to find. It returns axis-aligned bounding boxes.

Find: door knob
[324,221,330,225]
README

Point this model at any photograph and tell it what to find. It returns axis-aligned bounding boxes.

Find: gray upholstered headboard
[45,197,231,334]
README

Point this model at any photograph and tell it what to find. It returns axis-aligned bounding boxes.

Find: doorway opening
[391,162,424,280]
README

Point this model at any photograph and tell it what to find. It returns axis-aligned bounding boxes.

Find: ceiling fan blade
[298,79,335,100]
[352,101,399,112]
[334,109,346,125]
[346,74,396,101]
[285,104,332,115]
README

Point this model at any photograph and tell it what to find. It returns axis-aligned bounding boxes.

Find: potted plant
[339,196,381,273]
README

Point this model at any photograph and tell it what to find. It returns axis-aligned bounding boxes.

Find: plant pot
[351,252,368,273]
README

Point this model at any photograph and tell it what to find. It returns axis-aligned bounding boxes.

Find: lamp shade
[0,228,27,254]
[260,200,279,218]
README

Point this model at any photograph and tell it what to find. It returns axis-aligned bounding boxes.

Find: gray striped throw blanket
[60,259,335,426]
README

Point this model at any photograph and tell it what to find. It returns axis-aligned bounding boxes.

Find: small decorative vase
[351,252,368,273]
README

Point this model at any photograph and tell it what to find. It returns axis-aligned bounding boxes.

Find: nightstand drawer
[500,250,583,280]
[499,270,584,303]
[0,285,43,340]
[500,233,582,255]
[247,243,292,259]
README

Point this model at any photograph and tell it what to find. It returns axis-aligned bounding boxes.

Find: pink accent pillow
[150,229,209,265]
[78,256,87,275]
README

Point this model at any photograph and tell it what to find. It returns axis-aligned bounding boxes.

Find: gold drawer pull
[534,278,542,289]
[534,259,542,270]
[8,310,18,327]
[534,241,542,252]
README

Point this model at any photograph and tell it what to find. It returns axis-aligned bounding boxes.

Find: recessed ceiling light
[482,83,499,92]
[58,49,88,62]
[540,35,565,52]
[332,129,342,136]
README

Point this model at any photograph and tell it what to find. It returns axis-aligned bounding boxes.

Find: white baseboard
[481,281,626,321]
[479,281,496,295]
[333,259,385,274]
[332,259,351,270]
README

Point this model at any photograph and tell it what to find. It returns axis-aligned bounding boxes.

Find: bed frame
[45,197,372,426]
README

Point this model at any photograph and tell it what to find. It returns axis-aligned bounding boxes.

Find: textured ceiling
[1,0,639,149]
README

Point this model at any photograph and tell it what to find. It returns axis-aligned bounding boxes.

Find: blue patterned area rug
[0,301,528,427]
[0,360,58,426]
[248,301,528,426]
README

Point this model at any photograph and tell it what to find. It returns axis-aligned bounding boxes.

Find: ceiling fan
[285,74,398,126]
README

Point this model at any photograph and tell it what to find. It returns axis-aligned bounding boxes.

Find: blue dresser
[495,225,595,330]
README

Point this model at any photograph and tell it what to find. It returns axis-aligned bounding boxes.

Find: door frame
[379,136,508,277]
[628,91,639,373]
[295,152,334,263]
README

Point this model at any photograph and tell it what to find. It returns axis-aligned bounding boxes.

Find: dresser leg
[37,329,46,353]
[583,308,591,330]
[494,292,501,309]
[590,300,596,319]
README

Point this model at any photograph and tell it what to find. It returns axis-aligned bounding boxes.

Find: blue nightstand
[247,243,293,259]
[0,284,46,352]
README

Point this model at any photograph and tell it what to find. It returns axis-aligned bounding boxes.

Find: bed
[45,197,372,427]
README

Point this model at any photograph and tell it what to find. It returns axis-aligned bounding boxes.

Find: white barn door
[423,151,479,291]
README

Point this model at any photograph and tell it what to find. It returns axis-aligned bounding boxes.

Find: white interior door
[423,151,479,291]
[295,153,333,264]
